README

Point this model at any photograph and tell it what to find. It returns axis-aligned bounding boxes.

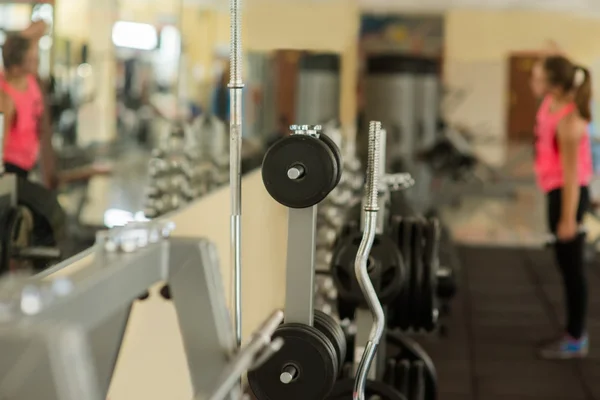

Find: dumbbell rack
[144,122,227,219]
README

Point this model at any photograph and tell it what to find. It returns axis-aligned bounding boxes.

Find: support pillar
[78,0,117,146]
[339,16,359,142]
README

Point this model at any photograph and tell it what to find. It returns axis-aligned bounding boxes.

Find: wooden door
[507,53,540,141]
[274,50,302,127]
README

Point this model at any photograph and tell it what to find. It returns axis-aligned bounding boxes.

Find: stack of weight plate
[314,129,364,316]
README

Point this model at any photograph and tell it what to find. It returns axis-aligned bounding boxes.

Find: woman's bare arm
[557,113,583,223]
[0,92,15,153]
[21,21,47,42]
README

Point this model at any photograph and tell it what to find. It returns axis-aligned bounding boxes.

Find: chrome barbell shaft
[229,0,244,350]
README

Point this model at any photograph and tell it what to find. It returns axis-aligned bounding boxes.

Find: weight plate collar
[290,124,322,138]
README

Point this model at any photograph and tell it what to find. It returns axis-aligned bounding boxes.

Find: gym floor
[423,246,600,400]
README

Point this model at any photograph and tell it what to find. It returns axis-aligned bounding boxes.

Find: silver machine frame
[283,125,323,326]
[0,222,283,400]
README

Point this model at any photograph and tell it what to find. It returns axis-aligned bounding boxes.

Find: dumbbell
[148,156,168,177]
[320,206,346,229]
[344,157,362,175]
[262,125,342,208]
[317,226,338,250]
[328,189,355,208]
[248,310,347,400]
[316,248,333,270]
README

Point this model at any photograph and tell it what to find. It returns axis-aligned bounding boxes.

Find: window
[112,21,158,51]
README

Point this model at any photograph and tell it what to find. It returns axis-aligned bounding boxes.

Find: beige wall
[444,9,600,164]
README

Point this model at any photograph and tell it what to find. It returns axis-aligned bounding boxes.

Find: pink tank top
[0,74,43,170]
[534,95,593,192]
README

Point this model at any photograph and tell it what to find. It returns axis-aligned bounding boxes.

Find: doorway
[506,53,539,141]
[274,50,302,128]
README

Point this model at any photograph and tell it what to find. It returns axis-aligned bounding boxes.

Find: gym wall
[444,9,600,166]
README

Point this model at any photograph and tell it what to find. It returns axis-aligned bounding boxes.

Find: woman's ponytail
[574,66,592,121]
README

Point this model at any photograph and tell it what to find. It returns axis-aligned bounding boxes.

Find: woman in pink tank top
[534,55,593,359]
[0,33,56,188]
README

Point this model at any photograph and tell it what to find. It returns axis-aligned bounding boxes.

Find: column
[339,15,359,142]
[78,0,117,145]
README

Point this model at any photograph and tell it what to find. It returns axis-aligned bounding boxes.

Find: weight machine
[0,221,284,400]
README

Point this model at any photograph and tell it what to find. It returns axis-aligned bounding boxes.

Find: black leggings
[4,163,29,179]
[547,186,590,339]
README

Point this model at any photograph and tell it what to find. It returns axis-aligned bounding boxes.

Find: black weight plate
[384,358,397,386]
[409,219,423,331]
[398,218,412,330]
[262,135,338,208]
[396,218,413,329]
[395,359,411,396]
[248,323,338,400]
[410,361,426,400]
[314,310,347,373]
[326,378,407,400]
[331,232,404,305]
[336,296,356,322]
[387,331,437,400]
[421,218,440,331]
[319,133,342,188]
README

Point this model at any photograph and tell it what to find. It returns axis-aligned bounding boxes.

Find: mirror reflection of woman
[0,21,57,188]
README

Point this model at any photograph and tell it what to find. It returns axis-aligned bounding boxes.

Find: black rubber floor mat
[423,245,597,400]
